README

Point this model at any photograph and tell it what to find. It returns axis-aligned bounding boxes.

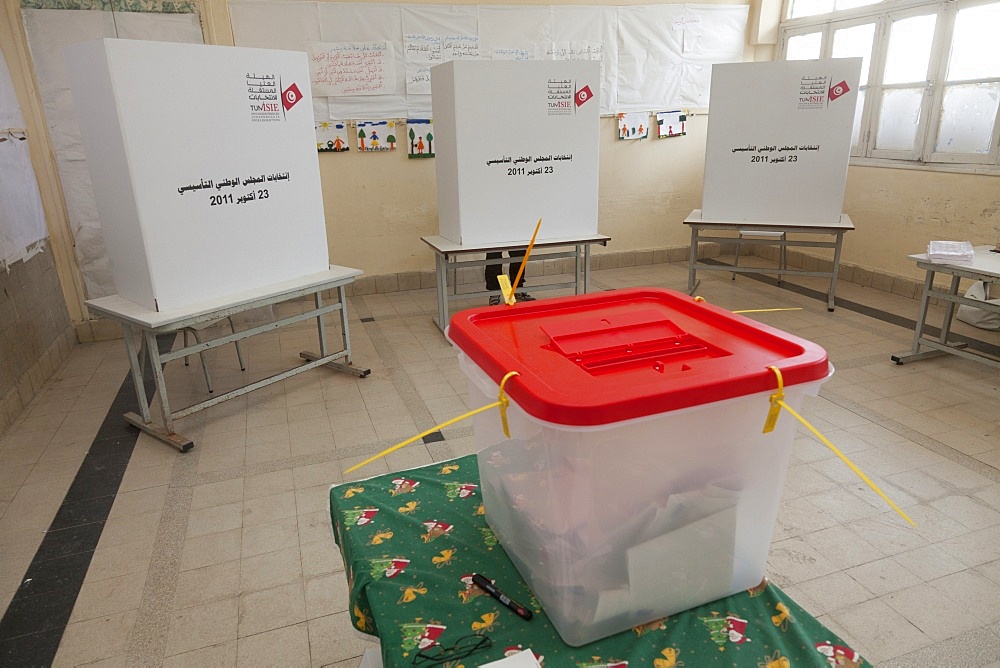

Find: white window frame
[779,0,1000,173]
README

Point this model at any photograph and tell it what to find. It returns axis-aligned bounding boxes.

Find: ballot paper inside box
[447,288,832,646]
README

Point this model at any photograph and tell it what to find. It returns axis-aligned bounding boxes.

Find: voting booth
[448,288,832,646]
[431,60,600,245]
[64,39,328,312]
[701,58,862,224]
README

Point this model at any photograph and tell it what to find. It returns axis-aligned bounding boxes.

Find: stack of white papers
[927,240,975,264]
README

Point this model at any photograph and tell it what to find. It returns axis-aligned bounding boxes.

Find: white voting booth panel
[431,60,600,245]
[701,58,862,224]
[64,39,328,312]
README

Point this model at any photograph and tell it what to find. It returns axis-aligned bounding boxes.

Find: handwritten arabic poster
[701,58,862,224]
[403,33,480,95]
[617,112,649,140]
[357,120,397,152]
[64,39,328,311]
[316,120,350,152]
[406,118,434,158]
[308,41,395,97]
[432,60,599,245]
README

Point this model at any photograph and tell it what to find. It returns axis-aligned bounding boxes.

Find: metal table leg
[123,328,193,452]
[938,274,963,344]
[687,226,700,294]
[300,287,370,378]
[827,232,845,311]
[435,252,449,332]
[890,268,968,365]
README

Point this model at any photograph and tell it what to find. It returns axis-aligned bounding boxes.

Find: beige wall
[844,167,1000,279]
[4,0,999,336]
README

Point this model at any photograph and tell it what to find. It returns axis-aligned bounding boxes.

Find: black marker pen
[471,573,533,621]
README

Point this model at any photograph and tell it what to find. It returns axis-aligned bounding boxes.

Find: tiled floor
[1,258,999,666]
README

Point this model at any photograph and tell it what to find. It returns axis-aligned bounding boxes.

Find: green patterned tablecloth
[330,455,865,667]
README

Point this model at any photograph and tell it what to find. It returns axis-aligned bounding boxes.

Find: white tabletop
[421,234,611,254]
[86,265,362,330]
[908,246,1000,279]
[684,209,855,231]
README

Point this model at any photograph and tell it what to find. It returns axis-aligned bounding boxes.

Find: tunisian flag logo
[575,85,594,107]
[282,83,303,111]
[828,80,850,102]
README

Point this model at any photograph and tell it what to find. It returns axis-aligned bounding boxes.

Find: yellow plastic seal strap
[762,366,916,528]
[733,308,803,314]
[498,371,520,438]
[762,365,785,434]
[343,370,521,475]
[497,275,515,305]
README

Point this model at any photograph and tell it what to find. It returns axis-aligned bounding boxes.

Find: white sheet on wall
[21,7,203,298]
[401,4,480,114]
[228,0,321,51]
[0,52,23,129]
[0,49,47,268]
[550,5,618,115]
[675,5,749,109]
[318,2,408,119]
[114,11,204,42]
[229,1,747,118]
[0,140,47,267]
[477,5,554,54]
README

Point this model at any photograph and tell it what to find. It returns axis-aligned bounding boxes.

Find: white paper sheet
[481,648,543,667]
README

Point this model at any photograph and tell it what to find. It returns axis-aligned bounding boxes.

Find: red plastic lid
[447,287,829,426]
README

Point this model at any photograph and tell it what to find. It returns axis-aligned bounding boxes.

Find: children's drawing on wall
[357,120,396,152]
[656,110,687,138]
[406,118,435,159]
[316,120,350,152]
[617,112,648,140]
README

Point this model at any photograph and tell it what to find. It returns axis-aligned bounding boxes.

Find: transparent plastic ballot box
[447,287,831,646]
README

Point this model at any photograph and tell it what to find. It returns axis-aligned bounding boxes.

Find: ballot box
[447,287,832,646]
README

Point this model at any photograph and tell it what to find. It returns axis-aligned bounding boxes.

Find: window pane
[789,0,834,19]
[948,3,1000,80]
[835,0,882,11]
[852,89,866,147]
[787,32,822,60]
[875,87,923,150]
[832,23,875,84]
[883,14,936,84]
[935,83,1000,153]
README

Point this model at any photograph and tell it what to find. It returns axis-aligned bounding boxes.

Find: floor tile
[163,597,239,657]
[68,571,146,623]
[52,609,137,667]
[884,583,982,642]
[237,622,310,667]
[240,546,302,593]
[846,557,921,597]
[237,581,306,637]
[173,560,241,610]
[826,598,932,664]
